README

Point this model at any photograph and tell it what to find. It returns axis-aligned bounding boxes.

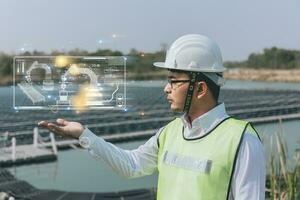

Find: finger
[38,121,49,127]
[56,118,69,126]
[48,123,65,135]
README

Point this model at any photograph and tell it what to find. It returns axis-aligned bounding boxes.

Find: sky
[0,0,299,61]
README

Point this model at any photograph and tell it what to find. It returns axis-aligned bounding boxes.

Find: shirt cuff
[78,128,99,149]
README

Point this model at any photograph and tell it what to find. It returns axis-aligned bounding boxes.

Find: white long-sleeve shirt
[79,103,266,199]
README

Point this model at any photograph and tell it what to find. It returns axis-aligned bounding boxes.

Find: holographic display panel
[13,56,126,111]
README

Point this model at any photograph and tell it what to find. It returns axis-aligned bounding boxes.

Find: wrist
[76,125,85,139]
[78,128,96,148]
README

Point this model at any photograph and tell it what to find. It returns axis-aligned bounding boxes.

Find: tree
[0,53,13,76]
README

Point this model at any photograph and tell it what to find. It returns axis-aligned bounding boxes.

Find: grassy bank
[0,76,12,86]
[129,68,300,83]
[224,68,300,83]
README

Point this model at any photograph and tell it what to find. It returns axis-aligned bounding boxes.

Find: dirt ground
[224,68,300,83]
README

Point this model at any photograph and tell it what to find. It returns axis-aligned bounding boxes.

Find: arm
[38,118,162,178]
[79,128,162,178]
[230,132,266,200]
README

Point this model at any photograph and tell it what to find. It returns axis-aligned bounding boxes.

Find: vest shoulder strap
[157,117,181,149]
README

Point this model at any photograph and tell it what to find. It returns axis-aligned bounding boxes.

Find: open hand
[38,118,84,139]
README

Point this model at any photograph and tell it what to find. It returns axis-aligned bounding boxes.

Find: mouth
[167,98,173,103]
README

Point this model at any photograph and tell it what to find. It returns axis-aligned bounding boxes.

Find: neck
[186,101,217,124]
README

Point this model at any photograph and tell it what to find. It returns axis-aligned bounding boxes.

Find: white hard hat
[153,34,226,73]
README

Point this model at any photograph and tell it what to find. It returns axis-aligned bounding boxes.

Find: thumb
[56,118,69,126]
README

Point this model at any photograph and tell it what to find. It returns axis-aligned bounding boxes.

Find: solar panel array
[1,85,300,146]
[0,169,156,200]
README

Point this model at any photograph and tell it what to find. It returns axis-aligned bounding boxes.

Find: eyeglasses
[167,79,191,89]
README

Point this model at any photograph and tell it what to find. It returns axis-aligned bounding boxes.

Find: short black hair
[168,69,221,102]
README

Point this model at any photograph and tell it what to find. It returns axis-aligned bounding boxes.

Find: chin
[170,105,183,112]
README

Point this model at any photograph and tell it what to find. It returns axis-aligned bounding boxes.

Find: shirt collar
[180,103,229,139]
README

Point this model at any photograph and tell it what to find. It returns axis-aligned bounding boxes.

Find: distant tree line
[224,47,300,69]
[0,48,166,84]
[0,46,299,84]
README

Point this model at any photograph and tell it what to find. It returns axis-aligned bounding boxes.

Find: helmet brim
[153,62,167,68]
[153,61,227,73]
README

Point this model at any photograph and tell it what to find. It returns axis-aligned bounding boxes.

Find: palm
[62,122,83,136]
[38,119,84,139]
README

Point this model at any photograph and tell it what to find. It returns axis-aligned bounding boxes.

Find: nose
[164,83,171,94]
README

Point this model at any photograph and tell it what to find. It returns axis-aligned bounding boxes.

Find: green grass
[266,119,300,200]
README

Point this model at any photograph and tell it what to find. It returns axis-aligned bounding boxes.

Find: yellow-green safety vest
[157,117,260,200]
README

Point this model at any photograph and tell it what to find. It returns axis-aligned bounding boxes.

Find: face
[164,71,190,112]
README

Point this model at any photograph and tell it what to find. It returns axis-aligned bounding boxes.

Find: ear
[196,82,207,99]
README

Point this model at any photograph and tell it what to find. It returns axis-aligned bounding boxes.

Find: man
[39,34,266,199]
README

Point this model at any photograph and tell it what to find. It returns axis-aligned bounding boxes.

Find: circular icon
[50,105,59,113]
[61,84,66,90]
[61,75,67,81]
[117,94,123,100]
[117,101,123,107]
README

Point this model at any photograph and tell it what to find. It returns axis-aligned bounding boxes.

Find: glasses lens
[167,79,190,89]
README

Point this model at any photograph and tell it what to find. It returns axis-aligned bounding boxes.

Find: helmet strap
[183,72,199,114]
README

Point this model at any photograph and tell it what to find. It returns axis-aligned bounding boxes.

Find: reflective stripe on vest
[157,117,260,200]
